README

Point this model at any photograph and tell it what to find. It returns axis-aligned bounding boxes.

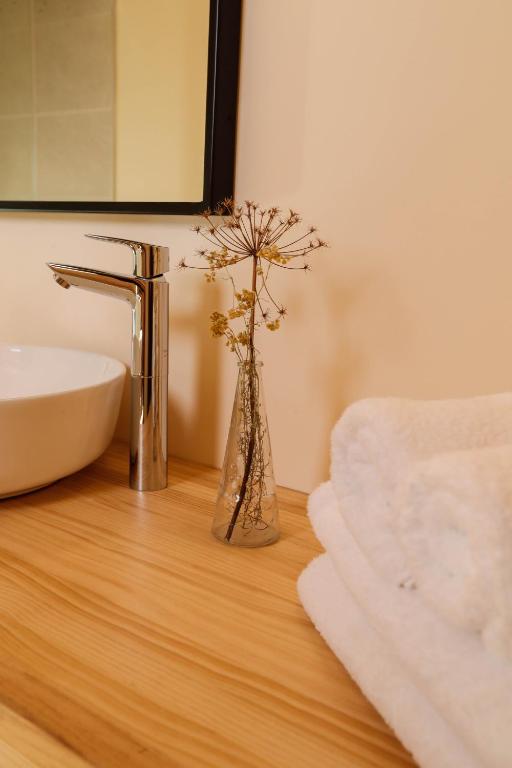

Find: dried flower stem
[225,254,260,540]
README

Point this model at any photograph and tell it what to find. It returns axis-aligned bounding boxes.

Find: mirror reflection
[0,0,209,203]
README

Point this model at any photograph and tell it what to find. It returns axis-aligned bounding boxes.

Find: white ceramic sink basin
[0,345,125,498]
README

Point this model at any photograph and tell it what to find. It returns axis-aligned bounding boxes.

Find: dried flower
[182,199,327,543]
[182,198,326,361]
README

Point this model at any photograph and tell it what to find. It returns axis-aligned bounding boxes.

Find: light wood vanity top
[0,443,416,768]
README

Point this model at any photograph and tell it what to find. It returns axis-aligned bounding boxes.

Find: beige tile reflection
[0,117,34,200]
[34,0,113,22]
[0,0,30,28]
[0,25,32,116]
[36,14,113,112]
[36,111,113,201]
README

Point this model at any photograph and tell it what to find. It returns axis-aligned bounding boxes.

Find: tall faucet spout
[47,263,139,305]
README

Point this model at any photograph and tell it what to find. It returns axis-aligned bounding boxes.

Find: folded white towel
[397,444,512,659]
[298,554,480,768]
[330,394,512,584]
[309,482,512,768]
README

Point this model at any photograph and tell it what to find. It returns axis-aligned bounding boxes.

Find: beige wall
[115,0,209,201]
[1,0,512,493]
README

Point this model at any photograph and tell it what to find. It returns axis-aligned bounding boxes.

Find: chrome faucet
[47,235,169,491]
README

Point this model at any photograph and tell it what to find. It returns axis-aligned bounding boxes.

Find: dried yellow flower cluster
[235,289,256,310]
[210,311,228,337]
[233,331,249,348]
[228,290,255,319]
[209,289,258,352]
[205,246,241,282]
[258,245,290,265]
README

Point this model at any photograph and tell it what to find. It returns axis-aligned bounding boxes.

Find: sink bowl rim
[0,343,126,403]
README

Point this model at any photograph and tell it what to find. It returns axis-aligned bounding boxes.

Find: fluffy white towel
[397,444,512,659]
[298,554,480,768]
[330,394,512,584]
[309,482,512,768]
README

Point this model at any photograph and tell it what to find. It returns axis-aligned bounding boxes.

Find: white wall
[1,0,512,492]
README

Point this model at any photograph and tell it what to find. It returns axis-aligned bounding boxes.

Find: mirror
[0,0,241,214]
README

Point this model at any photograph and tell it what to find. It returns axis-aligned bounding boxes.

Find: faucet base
[130,374,168,491]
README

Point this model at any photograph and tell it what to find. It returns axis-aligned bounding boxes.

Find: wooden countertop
[0,443,416,768]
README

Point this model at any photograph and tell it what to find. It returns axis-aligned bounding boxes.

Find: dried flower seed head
[182,199,326,359]
[210,312,228,337]
[221,197,235,212]
[206,246,231,270]
[235,289,256,310]
[258,245,290,265]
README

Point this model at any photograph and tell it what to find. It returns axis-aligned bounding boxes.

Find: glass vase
[212,360,279,547]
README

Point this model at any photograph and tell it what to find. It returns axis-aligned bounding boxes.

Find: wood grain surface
[0,443,416,768]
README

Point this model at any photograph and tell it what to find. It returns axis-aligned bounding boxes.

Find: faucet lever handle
[85,234,169,278]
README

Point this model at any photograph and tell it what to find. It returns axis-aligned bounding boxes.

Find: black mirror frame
[0,0,241,216]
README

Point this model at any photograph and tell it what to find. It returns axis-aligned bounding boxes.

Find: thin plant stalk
[225,254,258,541]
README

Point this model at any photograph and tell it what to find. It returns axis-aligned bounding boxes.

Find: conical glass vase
[212,361,279,547]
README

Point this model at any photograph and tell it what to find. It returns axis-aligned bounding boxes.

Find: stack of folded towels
[298,394,512,768]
